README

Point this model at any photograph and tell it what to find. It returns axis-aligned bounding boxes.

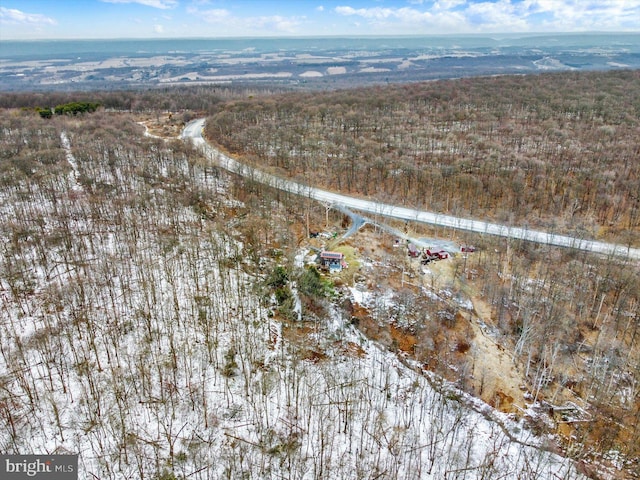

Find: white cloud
[335,6,395,19]
[188,7,230,23]
[335,5,468,31]
[334,1,640,33]
[246,15,303,33]
[409,0,467,7]
[154,24,165,33]
[0,7,57,25]
[188,7,304,34]
[512,0,640,31]
[432,0,468,10]
[101,0,179,9]
[316,6,325,12]
[465,0,529,31]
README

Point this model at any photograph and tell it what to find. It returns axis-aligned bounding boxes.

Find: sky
[0,0,638,40]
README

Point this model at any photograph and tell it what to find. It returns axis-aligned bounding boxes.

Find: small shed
[319,251,347,272]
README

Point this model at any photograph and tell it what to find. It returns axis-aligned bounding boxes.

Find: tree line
[0,85,286,114]
[36,101,102,118]
[204,70,640,247]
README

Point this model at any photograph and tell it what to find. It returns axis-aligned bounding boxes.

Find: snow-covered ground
[0,119,587,479]
[60,131,83,192]
[0,250,584,479]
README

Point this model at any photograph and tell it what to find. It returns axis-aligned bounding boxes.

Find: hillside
[197,71,640,477]
[0,108,592,479]
[1,69,639,479]
[204,70,640,248]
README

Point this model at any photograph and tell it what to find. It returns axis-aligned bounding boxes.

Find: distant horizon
[2,29,638,92]
[2,31,638,44]
[1,1,638,41]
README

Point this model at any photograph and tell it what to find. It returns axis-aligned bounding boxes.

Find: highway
[182,118,640,261]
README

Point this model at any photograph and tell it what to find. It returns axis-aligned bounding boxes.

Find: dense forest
[0,85,285,113]
[1,70,639,479]
[204,70,640,247]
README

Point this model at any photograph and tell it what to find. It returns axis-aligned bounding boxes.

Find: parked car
[423,249,449,262]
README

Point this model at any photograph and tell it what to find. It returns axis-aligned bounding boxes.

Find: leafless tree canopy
[205,70,640,246]
[1,70,639,478]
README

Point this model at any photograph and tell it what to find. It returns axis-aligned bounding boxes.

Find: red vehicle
[461,245,476,253]
[423,249,449,262]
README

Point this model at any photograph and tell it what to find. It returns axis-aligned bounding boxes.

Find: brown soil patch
[282,322,318,343]
[390,324,417,353]
[300,349,328,363]
[136,113,186,138]
[339,341,367,358]
[464,306,527,414]
[337,226,529,416]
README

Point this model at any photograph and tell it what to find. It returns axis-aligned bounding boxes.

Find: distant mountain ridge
[1,33,639,91]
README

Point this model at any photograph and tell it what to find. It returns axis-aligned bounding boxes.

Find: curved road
[182,118,640,261]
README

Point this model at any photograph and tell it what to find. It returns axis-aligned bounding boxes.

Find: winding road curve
[182,118,640,261]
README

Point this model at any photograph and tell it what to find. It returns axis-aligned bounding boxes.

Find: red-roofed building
[319,251,347,272]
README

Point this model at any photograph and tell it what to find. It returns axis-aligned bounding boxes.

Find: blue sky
[1,1,638,40]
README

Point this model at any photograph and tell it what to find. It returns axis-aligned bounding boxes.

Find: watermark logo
[0,455,77,479]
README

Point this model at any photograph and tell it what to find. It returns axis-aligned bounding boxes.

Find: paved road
[182,118,640,260]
